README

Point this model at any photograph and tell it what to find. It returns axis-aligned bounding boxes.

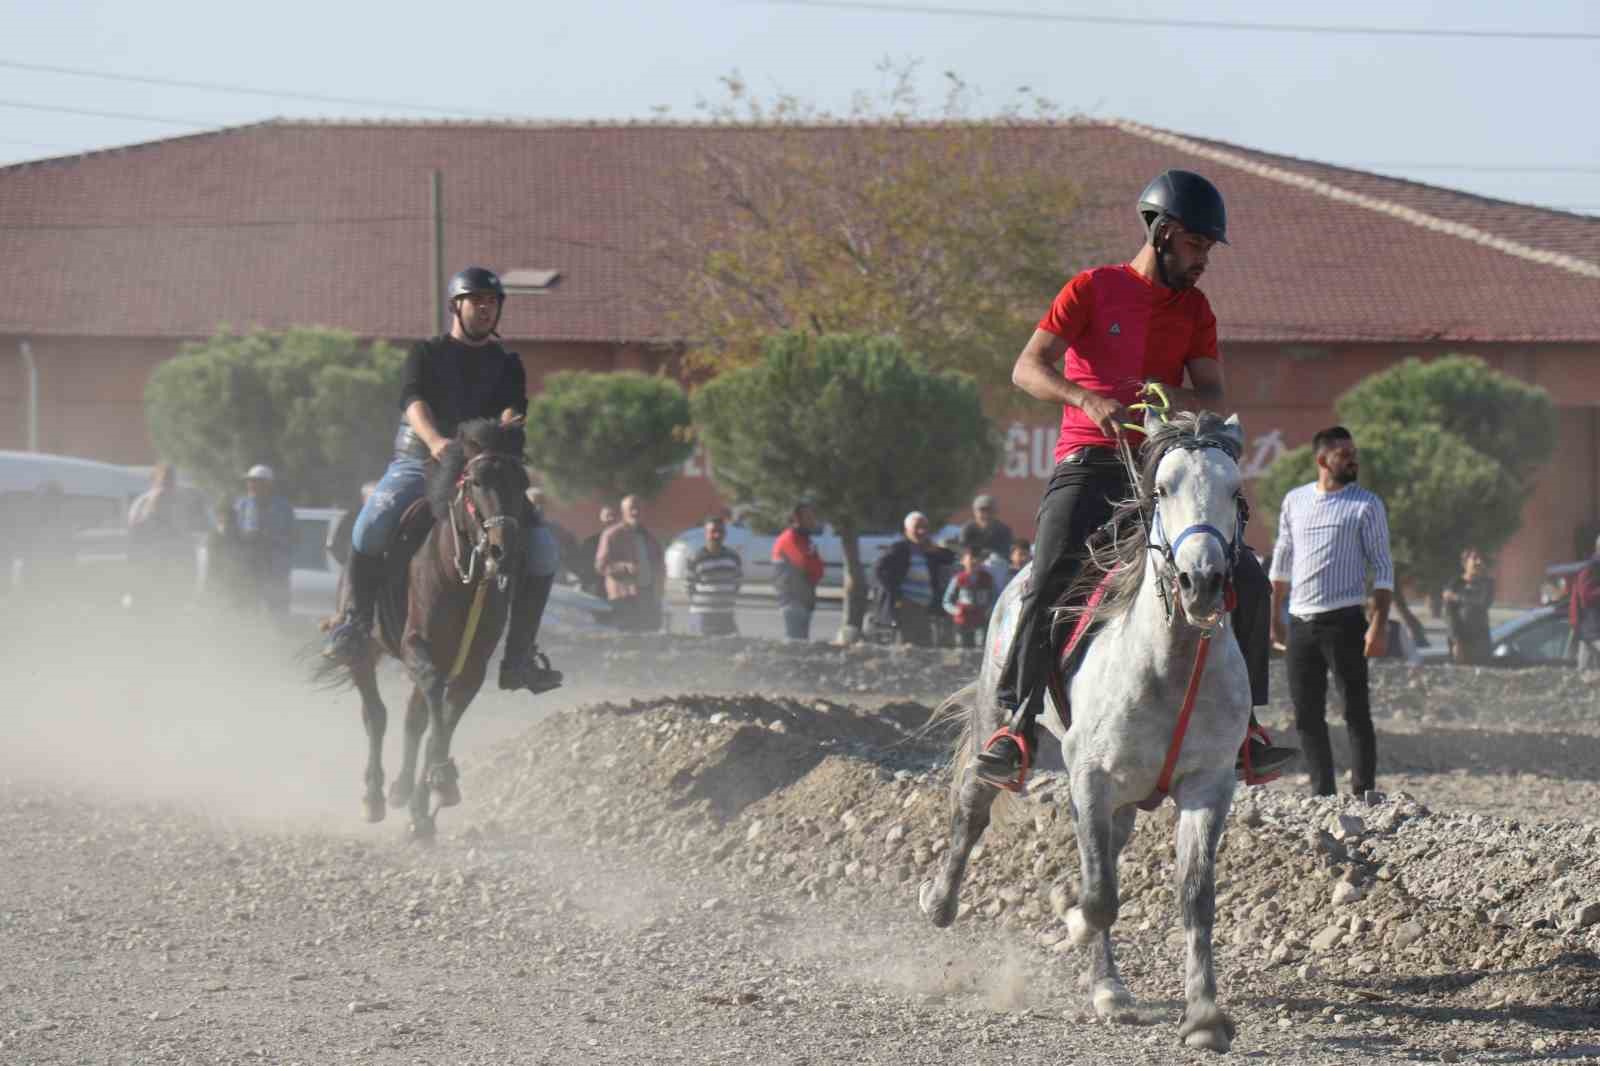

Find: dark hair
[1012,539,1031,554]
[1312,426,1353,454]
[704,514,726,527]
[426,418,528,521]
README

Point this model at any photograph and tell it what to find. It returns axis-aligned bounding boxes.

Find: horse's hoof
[363,791,386,824]
[918,880,956,927]
[426,759,461,808]
[1065,906,1096,946]
[1091,981,1138,1022]
[388,779,413,809]
[1179,1002,1236,1053]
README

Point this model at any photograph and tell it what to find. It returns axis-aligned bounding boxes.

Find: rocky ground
[4,613,1600,1063]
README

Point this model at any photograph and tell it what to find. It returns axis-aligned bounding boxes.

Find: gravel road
[5,612,1600,1064]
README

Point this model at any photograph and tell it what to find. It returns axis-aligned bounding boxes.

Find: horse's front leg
[425,672,485,810]
[1086,805,1138,1021]
[918,763,999,927]
[1173,769,1237,1053]
[388,686,427,811]
[400,632,447,840]
[352,661,387,823]
[1065,767,1118,945]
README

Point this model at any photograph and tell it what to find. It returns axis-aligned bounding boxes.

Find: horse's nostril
[1177,572,1192,592]
[487,543,503,560]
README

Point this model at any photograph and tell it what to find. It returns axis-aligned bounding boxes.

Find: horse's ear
[1220,413,1245,453]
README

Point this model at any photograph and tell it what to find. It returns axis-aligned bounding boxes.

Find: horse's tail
[923,680,984,810]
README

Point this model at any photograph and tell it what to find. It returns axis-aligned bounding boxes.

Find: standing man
[873,511,956,647]
[574,505,616,599]
[322,267,562,696]
[976,169,1295,789]
[772,501,824,641]
[235,464,295,617]
[596,494,665,631]
[684,514,743,636]
[1269,426,1395,797]
[959,494,1014,560]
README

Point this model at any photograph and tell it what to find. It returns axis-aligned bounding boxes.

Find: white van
[0,450,152,538]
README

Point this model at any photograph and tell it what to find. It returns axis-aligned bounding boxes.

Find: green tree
[692,331,999,634]
[523,371,694,502]
[1253,354,1554,635]
[653,67,1084,404]
[145,327,404,505]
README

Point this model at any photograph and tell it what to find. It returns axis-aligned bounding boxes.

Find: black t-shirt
[959,518,1013,558]
[398,336,528,438]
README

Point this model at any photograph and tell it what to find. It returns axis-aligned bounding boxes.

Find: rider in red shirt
[976,170,1297,789]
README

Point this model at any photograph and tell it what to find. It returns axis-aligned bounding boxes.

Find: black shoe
[500,649,563,694]
[975,736,1024,788]
[1238,737,1299,781]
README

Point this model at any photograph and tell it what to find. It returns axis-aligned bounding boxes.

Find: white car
[663,522,966,591]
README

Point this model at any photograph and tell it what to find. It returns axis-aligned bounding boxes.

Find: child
[943,545,997,649]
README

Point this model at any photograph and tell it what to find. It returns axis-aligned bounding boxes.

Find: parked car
[664,522,943,591]
[1417,605,1573,667]
[287,507,614,628]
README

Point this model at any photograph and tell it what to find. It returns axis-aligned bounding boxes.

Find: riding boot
[499,572,563,695]
[322,549,382,662]
[1237,711,1300,782]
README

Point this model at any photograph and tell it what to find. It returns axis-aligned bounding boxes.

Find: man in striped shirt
[1269,426,1395,797]
[684,515,743,637]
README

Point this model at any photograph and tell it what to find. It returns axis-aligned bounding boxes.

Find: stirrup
[975,727,1032,793]
[321,613,370,661]
[1238,722,1295,786]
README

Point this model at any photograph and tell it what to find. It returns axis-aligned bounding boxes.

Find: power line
[0,98,219,127]
[0,58,517,118]
[1357,163,1600,174]
[758,0,1600,40]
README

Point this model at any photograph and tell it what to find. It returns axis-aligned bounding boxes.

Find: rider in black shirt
[322,267,562,695]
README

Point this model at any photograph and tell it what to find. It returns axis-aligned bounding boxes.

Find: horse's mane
[425,418,528,522]
[1065,411,1243,627]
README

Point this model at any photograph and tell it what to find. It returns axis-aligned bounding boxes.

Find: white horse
[920,410,1252,1053]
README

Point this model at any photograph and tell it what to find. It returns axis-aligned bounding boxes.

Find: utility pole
[430,170,446,335]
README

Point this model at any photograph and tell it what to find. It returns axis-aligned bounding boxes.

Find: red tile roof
[1,118,1597,344]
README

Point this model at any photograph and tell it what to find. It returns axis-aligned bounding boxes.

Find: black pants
[1286,606,1375,796]
[999,450,1272,716]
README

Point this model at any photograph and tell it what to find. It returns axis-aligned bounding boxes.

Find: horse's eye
[1155,486,1168,498]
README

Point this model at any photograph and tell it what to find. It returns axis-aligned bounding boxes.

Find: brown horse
[317,418,529,840]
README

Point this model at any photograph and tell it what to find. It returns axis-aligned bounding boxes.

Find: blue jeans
[781,605,813,641]
[350,456,558,577]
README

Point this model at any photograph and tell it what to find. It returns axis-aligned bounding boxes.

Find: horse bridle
[450,452,521,589]
[1141,439,1249,631]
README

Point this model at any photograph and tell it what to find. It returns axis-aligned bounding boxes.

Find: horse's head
[428,418,530,588]
[1141,410,1246,630]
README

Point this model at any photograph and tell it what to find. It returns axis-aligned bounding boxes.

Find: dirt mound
[465,691,1600,1028]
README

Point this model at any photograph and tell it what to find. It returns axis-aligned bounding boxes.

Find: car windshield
[292,517,330,571]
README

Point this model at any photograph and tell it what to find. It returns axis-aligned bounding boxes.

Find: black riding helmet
[446,266,505,340]
[1137,170,1229,246]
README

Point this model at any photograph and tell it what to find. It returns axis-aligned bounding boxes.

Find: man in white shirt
[1269,426,1395,797]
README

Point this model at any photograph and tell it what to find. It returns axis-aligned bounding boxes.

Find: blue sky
[3,0,1597,215]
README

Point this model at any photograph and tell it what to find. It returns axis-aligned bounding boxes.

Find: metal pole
[19,339,37,451]
[430,170,446,336]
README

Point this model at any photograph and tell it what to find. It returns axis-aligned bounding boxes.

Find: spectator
[595,494,665,631]
[1569,535,1600,671]
[127,463,199,606]
[943,544,996,648]
[873,511,956,647]
[959,493,1014,559]
[1008,539,1032,582]
[203,495,251,609]
[234,464,295,617]
[685,514,743,636]
[575,505,617,598]
[1442,547,1494,665]
[1269,426,1395,798]
[771,501,824,641]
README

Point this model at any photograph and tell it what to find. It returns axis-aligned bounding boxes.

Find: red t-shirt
[1038,264,1220,462]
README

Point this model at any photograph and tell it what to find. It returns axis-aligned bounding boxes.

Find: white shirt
[1269,481,1394,618]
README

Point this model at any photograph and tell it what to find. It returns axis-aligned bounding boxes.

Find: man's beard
[1333,467,1359,485]
[1158,248,1194,290]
